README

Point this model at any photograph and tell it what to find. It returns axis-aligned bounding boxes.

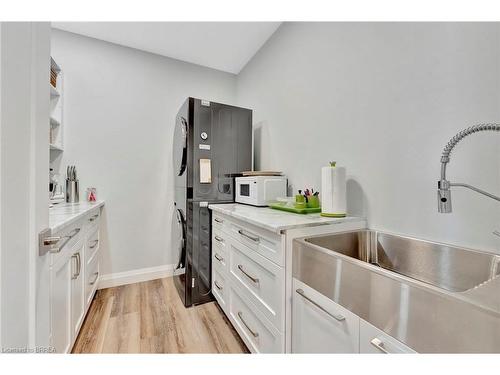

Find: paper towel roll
[321,166,346,217]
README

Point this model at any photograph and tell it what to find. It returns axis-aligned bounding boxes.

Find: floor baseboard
[98,264,177,289]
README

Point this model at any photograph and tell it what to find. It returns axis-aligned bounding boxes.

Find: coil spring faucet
[438,123,500,213]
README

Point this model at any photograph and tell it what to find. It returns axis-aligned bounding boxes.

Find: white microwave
[235,176,287,207]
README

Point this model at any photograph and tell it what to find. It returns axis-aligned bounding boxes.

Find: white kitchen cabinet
[49,205,102,352]
[229,283,283,353]
[71,241,85,338]
[212,266,228,314]
[50,247,73,353]
[210,206,366,353]
[229,237,284,328]
[292,278,360,353]
[211,211,286,353]
[85,250,100,308]
[359,319,416,354]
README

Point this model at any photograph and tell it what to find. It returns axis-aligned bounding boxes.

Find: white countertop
[209,203,365,233]
[49,200,105,233]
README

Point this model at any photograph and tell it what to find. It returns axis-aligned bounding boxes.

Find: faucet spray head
[438,180,452,213]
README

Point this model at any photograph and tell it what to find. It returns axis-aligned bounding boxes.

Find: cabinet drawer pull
[238,229,260,243]
[214,253,224,262]
[49,227,81,253]
[89,239,99,249]
[296,288,345,322]
[89,214,99,222]
[89,271,99,285]
[237,265,259,284]
[76,253,81,277]
[214,235,224,243]
[214,280,223,290]
[237,311,259,338]
[71,254,79,279]
[370,338,389,354]
[214,218,224,224]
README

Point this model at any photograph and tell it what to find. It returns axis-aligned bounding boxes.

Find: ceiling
[52,22,281,74]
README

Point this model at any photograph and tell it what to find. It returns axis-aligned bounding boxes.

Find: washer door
[172,208,186,270]
[173,116,188,177]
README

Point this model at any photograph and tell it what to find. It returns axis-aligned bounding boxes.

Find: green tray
[269,203,321,214]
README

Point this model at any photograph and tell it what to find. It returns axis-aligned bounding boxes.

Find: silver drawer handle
[49,227,81,253]
[214,218,224,224]
[71,254,79,279]
[89,214,99,222]
[214,235,224,243]
[296,288,345,322]
[237,311,259,338]
[238,229,260,243]
[370,338,389,354]
[214,280,223,290]
[89,271,99,285]
[237,265,259,284]
[89,239,99,249]
[214,253,224,262]
[76,253,81,277]
[71,252,81,279]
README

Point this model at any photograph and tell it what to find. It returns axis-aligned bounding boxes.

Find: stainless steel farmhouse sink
[294,230,500,352]
[305,230,500,293]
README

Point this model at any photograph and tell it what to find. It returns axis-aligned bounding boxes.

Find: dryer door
[173,116,188,177]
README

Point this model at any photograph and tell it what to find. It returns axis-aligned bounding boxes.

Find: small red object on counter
[87,187,97,202]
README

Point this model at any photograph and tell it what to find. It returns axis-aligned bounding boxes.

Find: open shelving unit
[49,57,64,157]
[49,57,65,204]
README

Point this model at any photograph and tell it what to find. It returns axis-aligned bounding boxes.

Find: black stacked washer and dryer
[172,98,252,307]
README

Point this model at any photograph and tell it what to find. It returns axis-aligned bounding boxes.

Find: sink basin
[305,230,500,292]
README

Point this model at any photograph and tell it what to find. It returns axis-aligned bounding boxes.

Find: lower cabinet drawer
[229,238,284,330]
[85,227,100,264]
[292,278,359,353]
[212,230,228,273]
[212,267,228,314]
[359,319,416,354]
[86,209,101,231]
[85,252,99,307]
[229,284,283,353]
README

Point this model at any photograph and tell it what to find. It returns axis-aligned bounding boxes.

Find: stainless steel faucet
[437,123,500,213]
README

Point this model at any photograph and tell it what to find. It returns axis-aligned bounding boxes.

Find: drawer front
[86,208,101,231]
[212,214,230,234]
[212,229,229,274]
[212,267,228,314]
[51,221,84,266]
[229,238,284,330]
[215,215,283,266]
[229,284,283,353]
[85,227,100,263]
[292,278,360,353]
[85,251,99,307]
[360,319,416,354]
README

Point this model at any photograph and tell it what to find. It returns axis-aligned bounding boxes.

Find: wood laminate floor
[72,277,248,353]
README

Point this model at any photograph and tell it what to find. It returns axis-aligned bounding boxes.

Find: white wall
[51,29,237,275]
[237,22,500,253]
[1,22,51,349]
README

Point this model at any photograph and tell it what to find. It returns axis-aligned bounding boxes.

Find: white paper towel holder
[320,161,347,218]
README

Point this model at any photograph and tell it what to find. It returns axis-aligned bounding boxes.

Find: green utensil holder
[295,195,306,209]
[307,195,320,208]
